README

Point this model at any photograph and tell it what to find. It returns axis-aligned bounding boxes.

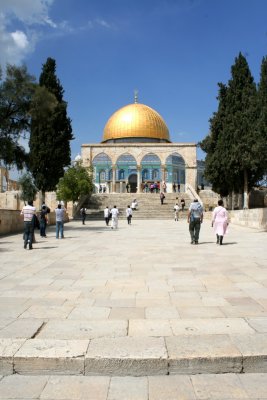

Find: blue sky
[1,0,267,169]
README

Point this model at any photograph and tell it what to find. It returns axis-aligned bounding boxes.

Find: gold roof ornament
[102,100,170,143]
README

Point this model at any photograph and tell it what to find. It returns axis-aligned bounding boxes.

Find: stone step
[1,372,267,399]
[1,333,267,376]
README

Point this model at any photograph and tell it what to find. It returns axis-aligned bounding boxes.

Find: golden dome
[102,103,170,143]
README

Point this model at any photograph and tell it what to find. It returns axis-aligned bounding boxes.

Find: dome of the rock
[102,103,170,143]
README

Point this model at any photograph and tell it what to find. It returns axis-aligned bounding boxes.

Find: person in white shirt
[126,205,133,225]
[110,205,119,229]
[104,206,111,226]
[131,199,138,210]
[21,200,36,250]
[55,204,65,239]
[173,203,179,221]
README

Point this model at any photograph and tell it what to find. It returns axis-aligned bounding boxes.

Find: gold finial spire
[134,89,138,104]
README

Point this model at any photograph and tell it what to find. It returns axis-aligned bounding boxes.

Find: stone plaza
[0,217,267,399]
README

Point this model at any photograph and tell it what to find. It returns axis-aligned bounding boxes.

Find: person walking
[131,199,138,210]
[110,205,119,229]
[160,192,165,205]
[187,199,203,244]
[39,204,48,237]
[180,198,185,211]
[21,200,36,250]
[80,207,87,225]
[174,203,179,221]
[162,181,167,193]
[212,199,229,245]
[126,205,133,225]
[126,182,130,193]
[172,183,176,193]
[104,206,110,226]
[55,204,65,239]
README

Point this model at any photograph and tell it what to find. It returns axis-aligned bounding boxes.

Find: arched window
[152,169,159,180]
[93,152,112,166]
[99,170,106,182]
[116,153,137,166]
[119,169,125,180]
[142,169,149,180]
[166,152,185,184]
[141,153,161,165]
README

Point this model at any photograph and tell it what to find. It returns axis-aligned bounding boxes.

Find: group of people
[103,199,138,229]
[21,201,66,250]
[21,196,229,250]
[187,198,229,245]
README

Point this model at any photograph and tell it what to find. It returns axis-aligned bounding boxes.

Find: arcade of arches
[81,143,198,193]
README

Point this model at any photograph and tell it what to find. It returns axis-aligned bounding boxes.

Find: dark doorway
[128,173,137,193]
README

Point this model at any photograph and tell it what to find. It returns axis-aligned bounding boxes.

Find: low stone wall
[0,210,24,235]
[0,210,69,236]
[229,208,267,231]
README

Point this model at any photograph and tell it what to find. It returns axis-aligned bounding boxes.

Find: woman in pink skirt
[212,199,229,245]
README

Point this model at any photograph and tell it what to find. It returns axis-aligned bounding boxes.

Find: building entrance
[128,173,137,193]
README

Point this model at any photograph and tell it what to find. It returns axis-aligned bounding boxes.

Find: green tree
[201,53,266,208]
[257,56,267,178]
[200,83,230,197]
[18,172,38,204]
[0,64,35,169]
[56,162,93,203]
[29,57,74,201]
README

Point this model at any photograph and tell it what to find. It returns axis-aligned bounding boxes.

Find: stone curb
[0,335,267,376]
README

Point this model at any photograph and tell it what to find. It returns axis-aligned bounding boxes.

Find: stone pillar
[112,165,116,193]
[137,165,141,193]
[185,166,197,191]
[119,181,122,193]
[161,164,166,191]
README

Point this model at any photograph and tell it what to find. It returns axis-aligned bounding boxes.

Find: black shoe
[191,241,194,244]
[195,241,198,245]
[24,243,27,249]
[29,246,33,250]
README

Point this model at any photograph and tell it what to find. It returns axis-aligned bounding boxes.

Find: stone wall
[0,210,69,236]
[229,208,267,231]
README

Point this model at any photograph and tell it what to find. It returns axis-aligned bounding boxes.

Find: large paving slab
[0,373,267,399]
[0,218,267,376]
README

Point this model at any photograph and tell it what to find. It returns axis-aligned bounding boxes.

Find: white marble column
[137,165,141,193]
[161,164,166,191]
[112,165,116,193]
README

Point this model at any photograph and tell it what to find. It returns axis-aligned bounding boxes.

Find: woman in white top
[212,199,229,245]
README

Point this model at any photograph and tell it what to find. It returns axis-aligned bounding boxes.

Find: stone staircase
[76,192,192,220]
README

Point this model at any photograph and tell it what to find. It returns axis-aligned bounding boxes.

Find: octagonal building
[81,97,198,193]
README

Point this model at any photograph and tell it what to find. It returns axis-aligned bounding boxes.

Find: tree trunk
[243,169,248,209]
[41,190,45,205]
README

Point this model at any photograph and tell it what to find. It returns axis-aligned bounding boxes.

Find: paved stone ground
[0,217,267,397]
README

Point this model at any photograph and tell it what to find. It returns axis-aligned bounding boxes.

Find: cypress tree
[29,58,74,200]
[201,53,267,208]
[257,56,267,180]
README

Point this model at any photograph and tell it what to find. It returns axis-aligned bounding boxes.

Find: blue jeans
[189,218,201,243]
[56,221,64,238]
[24,221,34,248]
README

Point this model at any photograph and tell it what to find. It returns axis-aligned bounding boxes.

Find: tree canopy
[18,172,38,203]
[29,57,74,198]
[0,64,35,169]
[200,53,267,205]
[56,162,93,203]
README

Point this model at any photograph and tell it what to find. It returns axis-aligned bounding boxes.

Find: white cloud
[0,0,55,69]
[11,31,29,49]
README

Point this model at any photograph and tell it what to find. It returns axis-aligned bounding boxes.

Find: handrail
[185,183,203,206]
